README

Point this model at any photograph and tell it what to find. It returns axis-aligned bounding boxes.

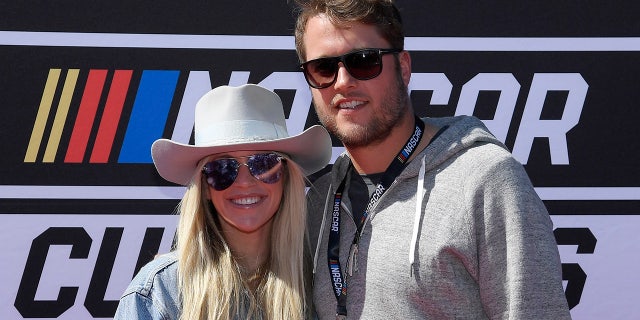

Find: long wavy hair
[174,154,308,320]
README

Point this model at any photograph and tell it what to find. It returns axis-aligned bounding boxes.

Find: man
[294,0,572,319]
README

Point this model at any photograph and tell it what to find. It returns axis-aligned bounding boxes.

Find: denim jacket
[114,252,181,319]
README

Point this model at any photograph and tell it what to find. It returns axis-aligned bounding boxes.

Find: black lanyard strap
[327,116,425,318]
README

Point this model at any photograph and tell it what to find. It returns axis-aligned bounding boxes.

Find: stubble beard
[314,68,410,149]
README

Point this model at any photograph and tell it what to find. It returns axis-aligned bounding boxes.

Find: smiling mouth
[338,100,364,109]
[231,196,262,205]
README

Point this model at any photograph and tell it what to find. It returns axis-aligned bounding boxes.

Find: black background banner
[1,2,638,36]
[1,1,639,319]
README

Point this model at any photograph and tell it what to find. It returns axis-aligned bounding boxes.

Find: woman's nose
[232,164,256,186]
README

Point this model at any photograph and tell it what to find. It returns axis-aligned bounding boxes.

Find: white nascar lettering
[408,73,453,105]
[403,126,422,156]
[330,264,343,295]
[367,185,386,212]
[331,199,341,232]
[512,73,588,164]
[455,73,521,143]
[180,71,586,166]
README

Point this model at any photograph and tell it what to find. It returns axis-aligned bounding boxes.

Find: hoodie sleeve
[465,146,571,319]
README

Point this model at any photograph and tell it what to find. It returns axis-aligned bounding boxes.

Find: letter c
[14,227,92,318]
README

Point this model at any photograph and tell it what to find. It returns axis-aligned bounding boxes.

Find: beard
[314,63,410,149]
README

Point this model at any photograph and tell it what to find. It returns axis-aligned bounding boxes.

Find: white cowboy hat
[151,84,332,186]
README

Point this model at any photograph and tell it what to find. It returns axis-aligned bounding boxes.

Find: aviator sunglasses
[300,48,402,89]
[202,153,285,191]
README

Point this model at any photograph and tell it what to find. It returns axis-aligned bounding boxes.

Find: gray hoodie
[307,116,571,319]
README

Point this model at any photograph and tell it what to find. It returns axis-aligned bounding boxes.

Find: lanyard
[327,116,425,319]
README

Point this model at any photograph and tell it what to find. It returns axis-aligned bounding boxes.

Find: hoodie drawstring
[410,156,426,277]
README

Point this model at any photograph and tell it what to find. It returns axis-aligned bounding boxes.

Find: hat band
[195,120,289,146]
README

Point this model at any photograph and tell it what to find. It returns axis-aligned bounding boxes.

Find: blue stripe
[118,70,179,163]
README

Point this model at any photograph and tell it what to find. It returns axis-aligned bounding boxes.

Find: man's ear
[399,50,412,86]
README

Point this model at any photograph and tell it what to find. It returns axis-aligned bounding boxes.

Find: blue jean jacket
[114,252,181,319]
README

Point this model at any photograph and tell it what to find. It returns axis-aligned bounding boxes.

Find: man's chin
[337,127,384,149]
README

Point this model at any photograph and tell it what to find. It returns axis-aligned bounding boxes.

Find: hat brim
[151,125,332,185]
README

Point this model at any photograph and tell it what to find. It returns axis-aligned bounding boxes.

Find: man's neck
[347,114,435,174]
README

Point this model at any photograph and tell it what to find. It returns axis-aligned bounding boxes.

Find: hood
[402,115,508,179]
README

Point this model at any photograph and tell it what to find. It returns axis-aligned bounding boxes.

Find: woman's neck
[223,226,271,282]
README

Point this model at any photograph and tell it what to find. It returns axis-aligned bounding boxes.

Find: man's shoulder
[307,155,350,197]
[307,169,332,206]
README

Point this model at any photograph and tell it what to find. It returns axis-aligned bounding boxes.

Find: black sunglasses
[300,48,402,89]
[202,153,285,191]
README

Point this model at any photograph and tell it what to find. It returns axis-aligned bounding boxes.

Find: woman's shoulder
[122,251,179,298]
[115,252,180,319]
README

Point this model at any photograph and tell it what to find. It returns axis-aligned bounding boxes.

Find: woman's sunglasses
[202,153,285,191]
[300,48,402,89]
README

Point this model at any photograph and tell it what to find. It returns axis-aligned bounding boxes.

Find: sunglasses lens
[304,58,338,89]
[248,153,283,184]
[345,50,382,79]
[302,49,390,89]
[202,153,283,191]
[203,159,238,191]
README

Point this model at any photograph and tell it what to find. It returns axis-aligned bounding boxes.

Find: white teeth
[232,197,261,205]
[339,101,362,109]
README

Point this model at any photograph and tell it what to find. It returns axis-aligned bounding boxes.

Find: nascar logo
[24,68,590,167]
[24,69,181,164]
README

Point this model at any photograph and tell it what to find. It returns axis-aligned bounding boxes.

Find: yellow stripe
[24,69,61,162]
[43,69,80,162]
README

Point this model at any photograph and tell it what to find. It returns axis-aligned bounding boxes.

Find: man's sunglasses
[202,153,285,191]
[300,48,402,89]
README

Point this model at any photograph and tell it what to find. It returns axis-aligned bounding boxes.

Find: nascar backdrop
[1,1,638,319]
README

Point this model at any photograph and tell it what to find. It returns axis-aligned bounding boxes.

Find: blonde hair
[175,155,308,320]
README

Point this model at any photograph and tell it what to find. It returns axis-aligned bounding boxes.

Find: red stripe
[64,70,108,163]
[90,70,133,163]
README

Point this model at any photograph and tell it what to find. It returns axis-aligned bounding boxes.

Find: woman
[114,84,332,319]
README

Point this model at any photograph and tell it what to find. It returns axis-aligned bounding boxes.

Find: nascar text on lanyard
[328,116,425,319]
